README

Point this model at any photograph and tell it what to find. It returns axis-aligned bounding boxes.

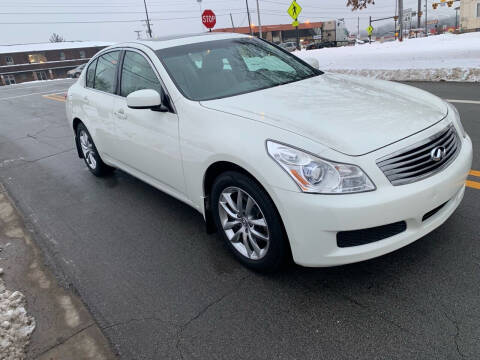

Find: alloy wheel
[218,186,270,260]
[79,130,97,170]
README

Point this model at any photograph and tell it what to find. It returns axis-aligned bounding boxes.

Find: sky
[0,0,458,45]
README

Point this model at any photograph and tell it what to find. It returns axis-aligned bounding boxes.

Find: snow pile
[294,32,480,82]
[0,270,35,360]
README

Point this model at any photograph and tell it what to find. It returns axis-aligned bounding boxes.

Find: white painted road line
[446,99,480,105]
[0,88,70,101]
[0,83,71,93]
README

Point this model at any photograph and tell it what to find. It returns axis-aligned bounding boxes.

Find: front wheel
[211,171,289,272]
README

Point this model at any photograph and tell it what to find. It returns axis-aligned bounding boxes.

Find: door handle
[114,109,127,120]
[83,96,89,104]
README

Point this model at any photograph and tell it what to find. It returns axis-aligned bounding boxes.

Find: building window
[4,74,16,85]
[5,56,14,65]
[60,52,66,61]
[36,71,48,81]
[79,50,86,59]
[477,2,480,18]
[55,69,66,76]
[28,53,47,63]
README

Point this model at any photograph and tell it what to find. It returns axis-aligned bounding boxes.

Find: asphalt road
[0,79,479,360]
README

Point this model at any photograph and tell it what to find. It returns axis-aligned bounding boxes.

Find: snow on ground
[0,269,35,360]
[294,32,480,82]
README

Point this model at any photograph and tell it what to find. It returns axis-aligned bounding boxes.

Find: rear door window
[93,51,120,94]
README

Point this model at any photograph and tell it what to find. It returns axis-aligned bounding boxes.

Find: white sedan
[66,33,472,271]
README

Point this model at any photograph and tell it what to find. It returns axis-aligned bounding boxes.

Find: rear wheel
[76,123,114,177]
[211,171,289,272]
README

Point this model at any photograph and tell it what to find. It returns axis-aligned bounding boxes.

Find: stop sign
[202,9,216,29]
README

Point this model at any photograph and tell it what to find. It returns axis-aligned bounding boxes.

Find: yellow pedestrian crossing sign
[292,19,299,27]
[367,25,374,35]
[287,1,302,20]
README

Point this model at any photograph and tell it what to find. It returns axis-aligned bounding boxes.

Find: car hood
[200,73,448,156]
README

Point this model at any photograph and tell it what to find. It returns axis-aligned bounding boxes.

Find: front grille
[337,221,407,248]
[377,125,460,186]
[422,202,447,222]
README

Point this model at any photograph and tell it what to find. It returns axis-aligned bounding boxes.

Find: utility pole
[369,16,372,43]
[357,16,360,39]
[134,30,142,40]
[245,0,253,35]
[143,0,152,38]
[417,0,421,28]
[394,0,398,40]
[398,0,403,41]
[409,14,412,36]
[230,13,236,32]
[197,0,203,32]
[425,0,429,36]
[256,0,262,38]
[455,6,459,30]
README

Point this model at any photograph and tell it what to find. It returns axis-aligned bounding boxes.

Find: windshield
[156,37,322,101]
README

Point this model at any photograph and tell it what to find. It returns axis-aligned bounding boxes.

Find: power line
[260,0,395,10]
[0,0,233,7]
[0,9,246,15]
[0,12,246,25]
[0,0,229,3]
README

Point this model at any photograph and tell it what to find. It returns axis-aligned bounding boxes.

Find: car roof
[114,32,251,52]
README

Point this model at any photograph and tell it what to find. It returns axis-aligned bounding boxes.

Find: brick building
[213,20,349,47]
[213,22,323,45]
[0,41,112,86]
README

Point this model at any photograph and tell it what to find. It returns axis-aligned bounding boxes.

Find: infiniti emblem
[430,146,446,162]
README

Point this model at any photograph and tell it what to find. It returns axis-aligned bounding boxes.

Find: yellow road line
[49,93,65,100]
[42,93,65,102]
[470,170,480,178]
[466,180,480,190]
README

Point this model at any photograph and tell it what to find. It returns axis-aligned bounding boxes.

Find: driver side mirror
[126,89,168,112]
[303,57,320,70]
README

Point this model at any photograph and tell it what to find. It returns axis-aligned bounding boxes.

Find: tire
[211,171,289,272]
[76,123,114,177]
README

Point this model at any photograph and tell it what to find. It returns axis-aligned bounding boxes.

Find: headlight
[449,103,466,138]
[266,141,375,194]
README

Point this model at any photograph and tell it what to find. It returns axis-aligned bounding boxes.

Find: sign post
[366,24,373,41]
[287,0,302,50]
[201,9,216,31]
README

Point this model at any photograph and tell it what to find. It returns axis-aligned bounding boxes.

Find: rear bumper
[272,135,473,267]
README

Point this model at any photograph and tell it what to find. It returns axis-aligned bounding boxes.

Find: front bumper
[272,135,473,267]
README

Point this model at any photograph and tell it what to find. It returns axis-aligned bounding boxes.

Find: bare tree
[346,0,375,10]
[49,33,65,43]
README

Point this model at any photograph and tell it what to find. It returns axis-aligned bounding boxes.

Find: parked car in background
[306,41,337,50]
[278,41,297,52]
[67,63,86,78]
[66,33,472,272]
